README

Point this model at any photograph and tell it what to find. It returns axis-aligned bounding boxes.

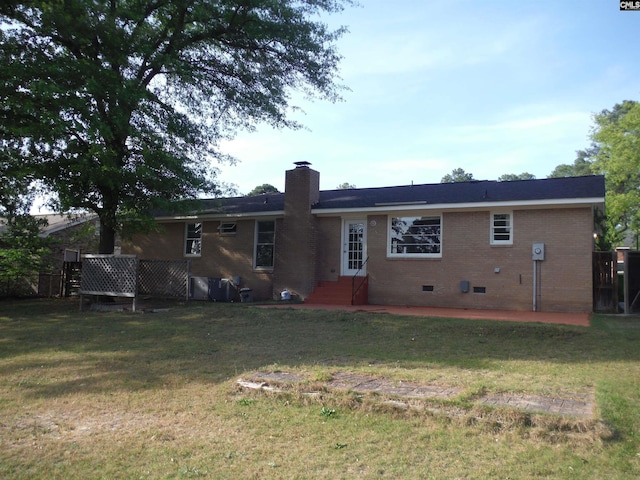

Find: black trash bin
[239,288,253,303]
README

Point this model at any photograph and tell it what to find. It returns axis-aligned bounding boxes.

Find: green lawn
[0,299,639,479]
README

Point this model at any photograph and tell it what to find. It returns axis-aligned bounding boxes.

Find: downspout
[533,260,537,312]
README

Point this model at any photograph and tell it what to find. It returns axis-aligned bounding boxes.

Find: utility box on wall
[532,243,545,261]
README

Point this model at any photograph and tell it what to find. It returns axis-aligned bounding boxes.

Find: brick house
[123,164,605,313]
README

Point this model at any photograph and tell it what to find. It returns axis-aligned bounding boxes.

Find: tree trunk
[97,194,119,254]
[98,224,116,254]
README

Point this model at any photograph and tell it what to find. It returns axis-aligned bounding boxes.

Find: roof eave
[152,197,604,221]
[312,197,605,216]
[39,214,99,237]
[155,210,285,222]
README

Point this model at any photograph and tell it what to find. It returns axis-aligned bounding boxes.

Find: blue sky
[216,0,640,195]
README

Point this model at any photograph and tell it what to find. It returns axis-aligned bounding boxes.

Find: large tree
[0,0,351,253]
[591,100,640,246]
[548,102,638,181]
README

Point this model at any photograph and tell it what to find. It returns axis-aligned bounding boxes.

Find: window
[218,222,237,235]
[255,220,275,269]
[185,222,202,256]
[389,216,441,257]
[491,212,513,245]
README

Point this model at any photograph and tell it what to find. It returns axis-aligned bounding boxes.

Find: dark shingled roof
[195,193,285,216]
[314,175,605,210]
[175,175,604,217]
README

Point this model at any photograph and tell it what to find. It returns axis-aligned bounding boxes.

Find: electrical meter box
[532,243,545,261]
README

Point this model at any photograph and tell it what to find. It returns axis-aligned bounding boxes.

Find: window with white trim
[491,212,513,245]
[185,222,202,256]
[389,216,441,257]
[254,220,275,269]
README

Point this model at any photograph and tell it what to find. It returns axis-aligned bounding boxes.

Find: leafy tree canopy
[336,182,356,189]
[547,100,640,248]
[498,172,536,182]
[590,100,640,246]
[0,136,38,219]
[441,168,475,183]
[0,0,352,252]
[0,209,51,295]
[1,145,51,294]
[246,184,280,196]
[547,152,595,178]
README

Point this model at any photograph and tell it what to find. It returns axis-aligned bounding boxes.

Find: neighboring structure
[123,164,605,313]
[0,213,99,297]
[36,213,99,297]
[35,213,100,268]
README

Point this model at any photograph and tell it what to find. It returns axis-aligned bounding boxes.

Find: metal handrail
[351,256,370,305]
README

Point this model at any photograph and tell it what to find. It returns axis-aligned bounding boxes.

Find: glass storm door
[342,220,366,276]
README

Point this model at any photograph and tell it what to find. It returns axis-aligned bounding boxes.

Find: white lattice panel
[138,260,189,298]
[80,255,138,297]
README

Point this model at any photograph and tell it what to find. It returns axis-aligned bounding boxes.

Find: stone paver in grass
[326,372,462,400]
[238,371,595,418]
[247,371,306,383]
[478,392,594,418]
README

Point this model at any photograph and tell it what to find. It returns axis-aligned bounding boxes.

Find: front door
[342,220,367,276]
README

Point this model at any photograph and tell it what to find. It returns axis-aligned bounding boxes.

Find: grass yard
[0,299,639,479]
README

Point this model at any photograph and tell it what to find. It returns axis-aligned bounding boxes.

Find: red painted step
[305,276,368,306]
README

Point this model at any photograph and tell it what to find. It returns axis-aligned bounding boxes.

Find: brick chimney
[273,162,320,298]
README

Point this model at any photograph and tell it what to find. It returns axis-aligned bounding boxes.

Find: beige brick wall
[124,203,595,312]
[122,219,275,300]
[361,207,594,312]
[273,167,320,298]
[315,217,342,282]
